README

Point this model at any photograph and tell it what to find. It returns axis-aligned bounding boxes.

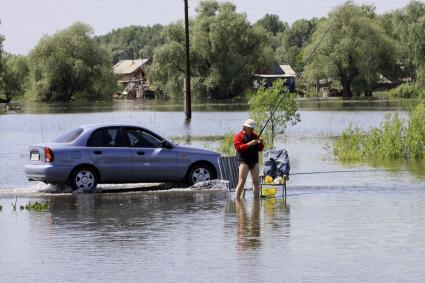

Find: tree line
[1,0,425,102]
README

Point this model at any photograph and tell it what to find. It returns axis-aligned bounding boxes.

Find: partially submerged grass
[169,135,225,142]
[334,102,425,160]
[389,84,425,99]
[23,201,49,211]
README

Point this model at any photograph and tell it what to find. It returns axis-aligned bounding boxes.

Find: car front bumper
[25,163,73,183]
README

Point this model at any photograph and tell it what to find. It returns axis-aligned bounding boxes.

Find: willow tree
[380,1,425,83]
[0,35,5,101]
[191,1,273,99]
[276,18,320,72]
[28,22,117,102]
[148,22,186,98]
[149,0,274,99]
[1,54,29,100]
[304,2,396,97]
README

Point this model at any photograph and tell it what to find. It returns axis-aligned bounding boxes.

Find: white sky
[0,0,413,55]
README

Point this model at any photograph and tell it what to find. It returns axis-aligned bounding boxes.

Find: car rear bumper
[25,163,72,183]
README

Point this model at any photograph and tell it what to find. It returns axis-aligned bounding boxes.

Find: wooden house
[113,59,152,99]
[254,64,297,91]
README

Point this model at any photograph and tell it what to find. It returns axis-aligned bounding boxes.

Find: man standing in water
[234,119,264,200]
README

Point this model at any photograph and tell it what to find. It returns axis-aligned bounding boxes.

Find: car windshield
[52,127,84,143]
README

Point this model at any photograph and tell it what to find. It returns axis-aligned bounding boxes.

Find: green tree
[381,1,425,81]
[28,22,117,102]
[276,18,319,72]
[192,1,274,99]
[149,41,185,98]
[1,54,29,101]
[256,14,287,36]
[304,2,396,97]
[0,34,5,102]
[149,0,274,99]
[249,80,300,148]
[96,24,164,64]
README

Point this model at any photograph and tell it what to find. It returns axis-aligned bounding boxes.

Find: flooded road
[1,187,425,282]
[0,99,424,282]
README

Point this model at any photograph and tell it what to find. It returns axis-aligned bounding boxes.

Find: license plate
[30,152,40,161]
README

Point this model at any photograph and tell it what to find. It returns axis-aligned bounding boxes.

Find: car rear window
[52,127,84,143]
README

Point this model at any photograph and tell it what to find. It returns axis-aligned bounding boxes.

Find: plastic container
[261,186,277,197]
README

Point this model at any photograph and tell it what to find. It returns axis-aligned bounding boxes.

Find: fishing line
[290,169,410,175]
[258,20,334,138]
[38,118,45,142]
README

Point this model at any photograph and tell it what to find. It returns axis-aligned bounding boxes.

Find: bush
[333,124,364,160]
[389,83,424,98]
[217,132,235,156]
[405,103,425,158]
[333,103,425,160]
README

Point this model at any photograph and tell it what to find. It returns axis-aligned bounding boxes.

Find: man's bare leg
[235,163,249,200]
[250,163,260,198]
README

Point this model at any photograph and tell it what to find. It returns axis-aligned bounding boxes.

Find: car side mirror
[161,140,173,149]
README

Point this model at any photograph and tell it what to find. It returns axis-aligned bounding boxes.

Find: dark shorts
[239,161,258,170]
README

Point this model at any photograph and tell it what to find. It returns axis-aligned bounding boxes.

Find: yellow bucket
[261,186,277,197]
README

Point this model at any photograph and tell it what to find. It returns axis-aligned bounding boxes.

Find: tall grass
[217,132,235,156]
[334,103,425,160]
[389,83,425,98]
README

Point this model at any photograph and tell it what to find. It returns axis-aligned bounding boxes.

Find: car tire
[187,163,215,186]
[70,167,98,191]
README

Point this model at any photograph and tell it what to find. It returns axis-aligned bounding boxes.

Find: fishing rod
[258,21,334,138]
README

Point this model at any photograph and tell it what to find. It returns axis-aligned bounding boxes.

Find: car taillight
[44,147,54,162]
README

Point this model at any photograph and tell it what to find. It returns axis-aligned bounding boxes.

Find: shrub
[405,103,425,158]
[333,103,425,160]
[389,83,424,98]
[333,124,364,160]
[217,132,235,156]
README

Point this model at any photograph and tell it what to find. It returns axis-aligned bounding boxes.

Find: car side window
[87,128,120,147]
[126,128,162,148]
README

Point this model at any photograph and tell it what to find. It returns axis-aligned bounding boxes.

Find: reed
[334,102,425,160]
[216,132,235,156]
[389,84,425,98]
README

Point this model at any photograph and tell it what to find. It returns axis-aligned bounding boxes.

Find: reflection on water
[236,199,261,250]
[1,187,425,282]
[224,197,291,252]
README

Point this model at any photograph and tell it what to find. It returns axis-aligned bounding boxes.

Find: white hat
[243,118,256,128]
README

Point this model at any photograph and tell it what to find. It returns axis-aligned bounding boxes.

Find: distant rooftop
[113,59,150,75]
[255,64,296,78]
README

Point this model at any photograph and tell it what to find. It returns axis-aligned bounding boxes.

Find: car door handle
[137,151,145,155]
[93,150,102,155]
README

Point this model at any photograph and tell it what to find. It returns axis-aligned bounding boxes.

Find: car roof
[79,123,143,130]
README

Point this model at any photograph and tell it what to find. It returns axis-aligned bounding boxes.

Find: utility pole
[183,0,191,120]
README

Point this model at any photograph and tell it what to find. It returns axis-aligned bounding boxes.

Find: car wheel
[71,167,98,191]
[187,164,215,185]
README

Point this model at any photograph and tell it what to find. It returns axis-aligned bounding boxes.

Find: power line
[1,7,178,23]
[0,0,172,14]
[0,0,174,6]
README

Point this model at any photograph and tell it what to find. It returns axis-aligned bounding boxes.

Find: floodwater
[0,99,424,282]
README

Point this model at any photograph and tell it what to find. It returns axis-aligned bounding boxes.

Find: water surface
[0,99,424,282]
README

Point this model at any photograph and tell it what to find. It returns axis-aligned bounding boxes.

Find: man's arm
[234,132,249,152]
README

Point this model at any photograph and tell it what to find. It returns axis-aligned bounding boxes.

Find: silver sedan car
[25,124,222,190]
